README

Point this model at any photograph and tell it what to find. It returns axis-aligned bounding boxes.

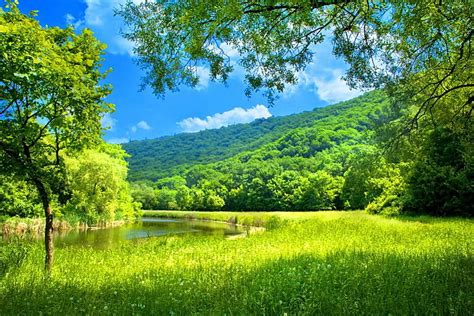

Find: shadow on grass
[1,250,472,315]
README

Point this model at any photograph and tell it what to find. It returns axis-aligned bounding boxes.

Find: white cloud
[282,62,363,103]
[313,69,363,103]
[178,105,271,133]
[130,120,152,133]
[65,13,83,29]
[101,113,117,131]
[137,120,151,130]
[220,42,239,59]
[107,137,129,144]
[71,0,147,56]
[188,66,210,90]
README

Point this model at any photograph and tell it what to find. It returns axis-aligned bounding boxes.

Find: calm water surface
[45,217,242,249]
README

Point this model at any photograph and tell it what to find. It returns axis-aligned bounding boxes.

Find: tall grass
[1,211,473,314]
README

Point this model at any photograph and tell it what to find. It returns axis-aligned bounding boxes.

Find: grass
[1,211,473,315]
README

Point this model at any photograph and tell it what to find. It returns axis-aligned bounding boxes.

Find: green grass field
[1,211,473,315]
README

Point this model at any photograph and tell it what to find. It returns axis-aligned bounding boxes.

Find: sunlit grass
[1,211,473,314]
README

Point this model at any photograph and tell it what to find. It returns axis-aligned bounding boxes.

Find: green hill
[123,90,390,182]
[123,90,408,212]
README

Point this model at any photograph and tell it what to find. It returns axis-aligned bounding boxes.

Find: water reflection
[52,217,242,249]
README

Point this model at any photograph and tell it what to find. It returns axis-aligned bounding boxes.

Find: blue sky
[13,0,363,143]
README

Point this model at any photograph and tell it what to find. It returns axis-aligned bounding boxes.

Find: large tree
[118,0,472,130]
[0,2,112,271]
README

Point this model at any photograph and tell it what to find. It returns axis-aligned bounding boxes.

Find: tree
[118,0,473,127]
[0,175,42,217]
[116,0,472,216]
[0,3,112,271]
[298,171,344,210]
[403,127,473,216]
[131,182,158,210]
[64,144,140,223]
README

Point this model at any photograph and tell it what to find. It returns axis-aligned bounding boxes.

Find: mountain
[123,90,390,182]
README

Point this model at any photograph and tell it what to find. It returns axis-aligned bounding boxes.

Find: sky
[13,0,363,143]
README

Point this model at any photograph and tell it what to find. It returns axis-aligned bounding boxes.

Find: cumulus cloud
[283,62,363,103]
[65,13,83,29]
[178,105,272,133]
[101,113,117,131]
[65,0,147,56]
[130,120,152,133]
[137,120,151,130]
[313,69,363,103]
[191,66,210,91]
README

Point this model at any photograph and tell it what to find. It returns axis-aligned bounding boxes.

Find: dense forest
[126,90,472,216]
[123,93,386,181]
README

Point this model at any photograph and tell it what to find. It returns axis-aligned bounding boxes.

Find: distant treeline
[129,91,473,216]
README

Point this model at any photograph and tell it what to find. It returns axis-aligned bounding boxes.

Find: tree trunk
[44,203,53,272]
[33,178,53,272]
[20,142,54,271]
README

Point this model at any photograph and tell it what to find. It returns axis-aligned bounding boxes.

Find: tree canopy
[119,0,473,217]
[0,2,113,270]
[119,0,473,125]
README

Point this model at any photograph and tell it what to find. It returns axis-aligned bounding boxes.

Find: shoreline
[0,217,127,239]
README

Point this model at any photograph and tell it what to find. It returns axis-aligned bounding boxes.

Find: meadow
[1,211,473,315]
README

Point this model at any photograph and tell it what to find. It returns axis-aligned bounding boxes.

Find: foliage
[404,127,474,216]
[63,144,140,224]
[130,182,157,210]
[1,211,472,314]
[118,0,473,126]
[0,144,140,223]
[118,0,472,216]
[0,175,42,217]
[128,91,397,212]
[0,4,139,237]
[126,88,471,216]
[0,2,114,269]
[123,91,387,181]
[0,3,112,181]
[124,90,386,179]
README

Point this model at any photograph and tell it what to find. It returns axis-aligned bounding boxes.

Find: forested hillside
[127,91,405,212]
[126,88,472,216]
[124,91,390,181]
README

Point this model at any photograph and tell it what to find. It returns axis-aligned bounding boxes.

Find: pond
[5,217,244,249]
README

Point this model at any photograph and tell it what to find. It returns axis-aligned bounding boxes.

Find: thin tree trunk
[21,142,54,272]
[33,178,53,272]
[44,203,53,272]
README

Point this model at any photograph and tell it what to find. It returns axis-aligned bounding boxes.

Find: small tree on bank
[0,2,112,271]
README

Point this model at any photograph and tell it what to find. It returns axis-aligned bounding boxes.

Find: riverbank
[142,210,300,229]
[1,211,473,314]
[0,216,126,238]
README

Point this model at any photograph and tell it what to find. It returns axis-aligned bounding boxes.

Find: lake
[4,217,244,249]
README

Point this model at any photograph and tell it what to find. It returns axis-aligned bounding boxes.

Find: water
[31,217,243,249]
